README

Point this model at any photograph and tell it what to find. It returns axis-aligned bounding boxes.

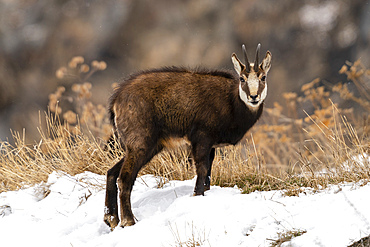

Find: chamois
[104,44,272,230]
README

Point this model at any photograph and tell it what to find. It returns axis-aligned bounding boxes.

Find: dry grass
[0,112,121,192]
[268,229,307,247]
[348,235,370,247]
[169,222,210,247]
[0,58,369,194]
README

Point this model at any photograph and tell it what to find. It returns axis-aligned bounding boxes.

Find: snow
[1,171,370,247]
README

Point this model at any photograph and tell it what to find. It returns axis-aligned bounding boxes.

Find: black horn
[242,44,251,73]
[253,43,261,72]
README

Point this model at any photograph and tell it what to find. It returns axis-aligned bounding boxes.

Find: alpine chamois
[104,44,272,230]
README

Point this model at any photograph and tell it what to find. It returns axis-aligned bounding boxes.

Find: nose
[250,95,258,101]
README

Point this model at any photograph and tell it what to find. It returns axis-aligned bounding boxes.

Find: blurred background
[0,0,369,142]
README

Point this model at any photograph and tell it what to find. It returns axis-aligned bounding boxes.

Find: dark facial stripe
[257,81,266,95]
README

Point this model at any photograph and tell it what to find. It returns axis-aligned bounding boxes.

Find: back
[111,67,239,136]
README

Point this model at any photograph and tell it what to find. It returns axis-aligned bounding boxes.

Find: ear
[231,53,245,76]
[260,51,272,73]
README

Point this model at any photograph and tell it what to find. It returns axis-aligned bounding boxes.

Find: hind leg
[117,144,162,227]
[104,158,124,230]
[116,149,141,227]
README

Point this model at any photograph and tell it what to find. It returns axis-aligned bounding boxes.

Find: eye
[261,76,266,81]
[239,77,245,83]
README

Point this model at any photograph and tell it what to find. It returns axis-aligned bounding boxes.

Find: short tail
[105,102,121,155]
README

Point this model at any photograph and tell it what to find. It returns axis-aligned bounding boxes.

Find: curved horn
[242,44,251,73]
[253,43,261,72]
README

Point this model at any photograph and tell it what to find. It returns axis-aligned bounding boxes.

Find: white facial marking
[247,73,259,96]
[260,82,267,101]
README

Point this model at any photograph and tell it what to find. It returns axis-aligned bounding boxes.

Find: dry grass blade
[268,229,307,247]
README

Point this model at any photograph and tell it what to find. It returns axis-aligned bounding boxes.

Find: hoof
[204,184,210,191]
[104,214,120,231]
[192,191,205,196]
[120,217,136,228]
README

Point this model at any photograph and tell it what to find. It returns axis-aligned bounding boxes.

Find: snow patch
[0,172,370,246]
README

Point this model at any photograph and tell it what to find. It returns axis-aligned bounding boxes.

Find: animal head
[231,44,272,109]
